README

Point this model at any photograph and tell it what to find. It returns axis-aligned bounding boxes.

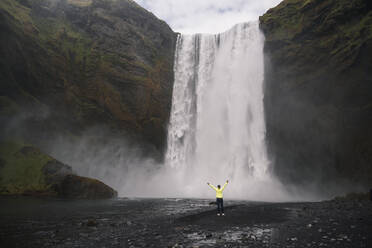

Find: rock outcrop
[0,0,177,153]
[57,174,117,199]
[260,0,372,192]
[0,141,117,198]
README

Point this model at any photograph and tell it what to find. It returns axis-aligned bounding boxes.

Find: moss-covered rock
[0,141,117,198]
[0,0,177,154]
[260,0,372,191]
[0,142,54,195]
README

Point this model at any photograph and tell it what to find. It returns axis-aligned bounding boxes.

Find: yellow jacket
[208,182,228,198]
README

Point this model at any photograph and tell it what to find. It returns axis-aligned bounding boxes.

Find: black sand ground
[0,197,371,247]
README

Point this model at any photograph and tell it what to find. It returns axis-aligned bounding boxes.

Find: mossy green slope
[0,141,53,194]
[260,0,372,192]
[260,0,372,78]
[0,141,117,198]
[0,0,177,153]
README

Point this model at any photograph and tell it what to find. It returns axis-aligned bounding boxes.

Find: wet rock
[0,158,5,169]
[79,233,89,238]
[260,0,372,189]
[58,174,117,199]
[112,240,120,245]
[0,142,117,198]
[86,219,98,227]
[43,160,73,186]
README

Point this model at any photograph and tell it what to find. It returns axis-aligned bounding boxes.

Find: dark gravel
[0,197,371,247]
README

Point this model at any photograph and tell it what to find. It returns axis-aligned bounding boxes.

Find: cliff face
[0,0,177,153]
[260,0,372,191]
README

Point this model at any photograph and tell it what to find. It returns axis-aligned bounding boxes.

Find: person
[207,180,229,216]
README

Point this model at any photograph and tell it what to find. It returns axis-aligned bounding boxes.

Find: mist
[42,22,322,202]
[0,100,356,202]
[0,17,360,203]
[42,126,316,201]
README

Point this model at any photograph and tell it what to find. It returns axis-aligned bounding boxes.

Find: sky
[134,0,283,34]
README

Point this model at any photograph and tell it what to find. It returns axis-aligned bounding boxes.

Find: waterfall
[165,22,275,198]
[55,22,296,200]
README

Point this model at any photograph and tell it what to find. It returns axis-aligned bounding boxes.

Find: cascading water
[165,22,279,199]
[56,21,295,200]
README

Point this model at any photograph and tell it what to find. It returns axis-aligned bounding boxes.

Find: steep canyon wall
[0,0,177,154]
[260,0,372,194]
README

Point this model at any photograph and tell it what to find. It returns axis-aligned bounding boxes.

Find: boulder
[0,141,117,199]
[57,174,117,199]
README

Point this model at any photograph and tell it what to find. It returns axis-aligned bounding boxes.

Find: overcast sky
[134,0,282,34]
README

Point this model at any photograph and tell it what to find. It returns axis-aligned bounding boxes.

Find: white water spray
[164,22,288,200]
[52,22,303,201]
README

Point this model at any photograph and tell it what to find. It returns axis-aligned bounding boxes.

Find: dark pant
[216,198,224,214]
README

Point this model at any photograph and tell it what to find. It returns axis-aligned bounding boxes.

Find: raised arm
[221,180,229,191]
[207,182,217,191]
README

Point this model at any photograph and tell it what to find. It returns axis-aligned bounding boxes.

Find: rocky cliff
[0,0,177,154]
[260,0,372,193]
